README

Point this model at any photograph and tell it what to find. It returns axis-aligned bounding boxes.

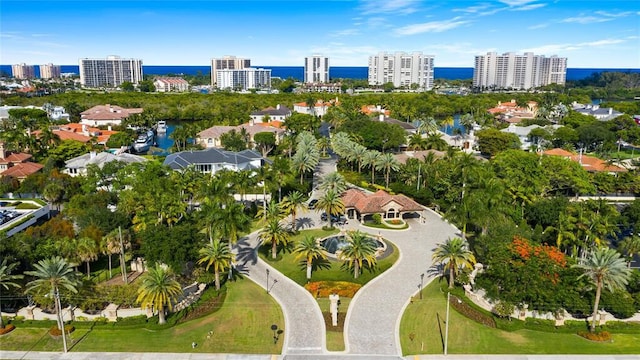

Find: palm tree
[25,256,79,330]
[573,248,632,332]
[216,201,251,246]
[375,153,400,189]
[417,116,438,136]
[339,230,378,279]
[101,230,125,279]
[0,259,23,328]
[432,237,476,289]
[316,137,330,157]
[319,171,348,194]
[292,150,319,185]
[258,218,291,259]
[76,237,99,279]
[316,189,345,228]
[459,113,475,136]
[408,133,427,150]
[618,235,640,267]
[350,144,368,173]
[362,150,381,184]
[424,133,448,151]
[257,198,286,224]
[136,263,183,325]
[281,191,306,231]
[198,240,233,290]
[294,235,327,280]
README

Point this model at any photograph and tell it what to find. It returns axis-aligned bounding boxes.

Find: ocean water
[2,65,638,81]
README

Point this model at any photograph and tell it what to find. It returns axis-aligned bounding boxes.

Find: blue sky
[1,0,638,68]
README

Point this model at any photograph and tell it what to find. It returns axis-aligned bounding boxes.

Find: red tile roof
[543,148,627,173]
[0,152,32,165]
[81,104,143,121]
[342,189,424,215]
[1,162,43,178]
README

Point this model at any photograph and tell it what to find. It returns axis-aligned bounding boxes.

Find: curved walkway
[344,212,458,356]
[234,231,326,356]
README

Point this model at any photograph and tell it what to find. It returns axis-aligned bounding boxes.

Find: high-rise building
[304,55,329,83]
[210,56,251,86]
[11,63,35,79]
[216,68,271,91]
[368,52,434,90]
[473,52,567,90]
[79,56,143,88]
[39,63,61,79]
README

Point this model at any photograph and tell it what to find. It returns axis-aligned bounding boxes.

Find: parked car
[308,199,318,209]
[321,212,347,225]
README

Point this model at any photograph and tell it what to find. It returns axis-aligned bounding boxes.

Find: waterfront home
[63,151,147,177]
[80,104,143,127]
[501,123,562,150]
[249,104,291,124]
[487,99,537,124]
[571,102,623,121]
[196,121,285,149]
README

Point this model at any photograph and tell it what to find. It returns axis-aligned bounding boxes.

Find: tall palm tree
[432,237,476,289]
[375,153,400,189]
[258,218,291,259]
[0,259,23,329]
[363,150,381,184]
[136,264,183,325]
[424,133,448,151]
[459,113,475,136]
[257,198,286,225]
[350,144,368,173]
[316,189,345,228]
[573,248,631,332]
[281,191,306,231]
[294,235,327,280]
[319,171,348,195]
[618,235,640,267]
[25,256,79,330]
[339,230,378,279]
[215,201,251,246]
[316,136,330,157]
[417,116,439,136]
[198,240,233,290]
[292,150,319,185]
[76,237,99,279]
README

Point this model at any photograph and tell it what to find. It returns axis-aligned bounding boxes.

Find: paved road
[234,232,326,356]
[343,213,458,356]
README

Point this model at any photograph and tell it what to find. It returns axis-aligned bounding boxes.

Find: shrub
[13,316,25,321]
[115,314,148,325]
[304,281,362,298]
[600,290,637,319]
[49,325,75,337]
[0,324,16,335]
[450,294,496,328]
[577,330,612,342]
[372,213,382,225]
[75,316,89,322]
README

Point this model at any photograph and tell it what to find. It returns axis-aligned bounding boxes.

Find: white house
[63,151,147,177]
[249,104,291,123]
[501,123,562,150]
[571,102,623,121]
[293,98,338,117]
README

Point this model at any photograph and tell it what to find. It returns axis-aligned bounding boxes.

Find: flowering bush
[49,325,75,337]
[577,330,612,342]
[304,281,362,298]
[0,324,16,335]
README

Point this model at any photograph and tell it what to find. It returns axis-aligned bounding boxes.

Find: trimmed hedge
[450,294,496,328]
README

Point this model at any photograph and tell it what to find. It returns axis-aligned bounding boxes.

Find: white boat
[133,130,155,153]
[156,121,167,133]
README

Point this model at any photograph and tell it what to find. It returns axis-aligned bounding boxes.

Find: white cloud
[528,23,549,29]
[498,0,538,5]
[453,4,492,13]
[594,11,632,18]
[394,17,470,35]
[561,16,614,24]
[521,38,627,54]
[358,0,420,15]
[511,3,546,11]
[329,28,360,37]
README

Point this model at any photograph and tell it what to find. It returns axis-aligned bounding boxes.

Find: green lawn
[1,279,284,354]
[400,280,640,355]
[317,297,351,351]
[259,229,400,286]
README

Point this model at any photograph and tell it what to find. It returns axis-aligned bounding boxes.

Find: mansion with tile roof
[0,142,43,180]
[80,104,143,127]
[342,188,426,223]
[543,148,626,174]
[196,122,285,149]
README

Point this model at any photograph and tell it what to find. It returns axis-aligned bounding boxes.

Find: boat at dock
[156,120,167,133]
[133,129,155,153]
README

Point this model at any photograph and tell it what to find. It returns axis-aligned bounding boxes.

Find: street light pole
[419,273,424,300]
[266,269,270,294]
[54,287,68,353]
[118,225,128,284]
[444,291,450,356]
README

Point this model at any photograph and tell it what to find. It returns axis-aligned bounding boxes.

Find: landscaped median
[259,228,399,351]
[400,281,640,355]
[0,279,284,354]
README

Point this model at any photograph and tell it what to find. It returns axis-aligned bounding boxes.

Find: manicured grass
[1,279,284,354]
[362,221,409,230]
[260,229,400,286]
[317,297,351,351]
[400,280,640,355]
